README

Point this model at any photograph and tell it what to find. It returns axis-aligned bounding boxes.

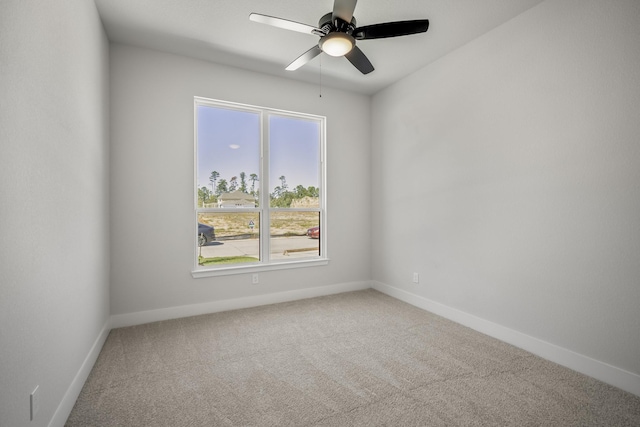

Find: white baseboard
[372,280,640,398]
[110,281,372,329]
[49,320,111,427]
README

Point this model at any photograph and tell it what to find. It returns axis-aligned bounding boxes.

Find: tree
[279,175,288,191]
[271,186,282,199]
[198,186,212,207]
[307,186,319,197]
[249,173,259,195]
[216,179,228,195]
[209,171,219,193]
[229,176,238,192]
[294,185,307,198]
[270,189,294,208]
[239,172,247,193]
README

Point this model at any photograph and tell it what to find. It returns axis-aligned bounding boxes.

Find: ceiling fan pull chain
[319,55,323,98]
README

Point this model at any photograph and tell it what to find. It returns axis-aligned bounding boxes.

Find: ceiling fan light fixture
[319,32,355,57]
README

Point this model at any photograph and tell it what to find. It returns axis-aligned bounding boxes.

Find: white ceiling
[94,0,545,95]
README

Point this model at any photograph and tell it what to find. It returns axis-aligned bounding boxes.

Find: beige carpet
[66,290,640,426]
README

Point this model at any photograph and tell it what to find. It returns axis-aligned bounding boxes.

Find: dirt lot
[198,211,319,237]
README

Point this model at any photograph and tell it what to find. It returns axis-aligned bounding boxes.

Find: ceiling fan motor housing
[318,12,356,35]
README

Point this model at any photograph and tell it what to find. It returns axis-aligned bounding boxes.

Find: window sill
[191,258,329,279]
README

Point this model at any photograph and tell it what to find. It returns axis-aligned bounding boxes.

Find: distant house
[217,191,255,208]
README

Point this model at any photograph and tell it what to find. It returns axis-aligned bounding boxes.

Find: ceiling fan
[249,0,429,75]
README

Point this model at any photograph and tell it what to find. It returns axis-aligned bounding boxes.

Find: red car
[306,226,320,239]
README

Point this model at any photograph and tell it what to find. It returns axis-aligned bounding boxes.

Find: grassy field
[199,211,319,237]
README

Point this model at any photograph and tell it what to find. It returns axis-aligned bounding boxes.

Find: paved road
[199,236,319,260]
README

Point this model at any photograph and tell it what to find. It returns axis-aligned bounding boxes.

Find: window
[193,97,327,277]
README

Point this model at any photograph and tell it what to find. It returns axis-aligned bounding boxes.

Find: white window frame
[192,97,328,278]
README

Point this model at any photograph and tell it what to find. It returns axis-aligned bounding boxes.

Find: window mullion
[260,111,270,263]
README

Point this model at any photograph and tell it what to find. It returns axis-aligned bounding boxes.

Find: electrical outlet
[30,385,39,421]
[412,272,419,284]
[252,273,259,284]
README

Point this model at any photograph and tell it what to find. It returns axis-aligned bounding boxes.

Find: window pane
[269,115,320,208]
[197,212,260,266]
[269,211,320,260]
[196,105,260,208]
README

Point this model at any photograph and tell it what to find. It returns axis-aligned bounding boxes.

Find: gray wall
[109,44,371,316]
[372,0,640,376]
[0,0,110,426]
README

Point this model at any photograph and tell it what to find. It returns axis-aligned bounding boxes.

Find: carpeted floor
[66,289,640,426]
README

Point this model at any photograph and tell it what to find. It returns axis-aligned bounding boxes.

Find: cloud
[229,144,240,149]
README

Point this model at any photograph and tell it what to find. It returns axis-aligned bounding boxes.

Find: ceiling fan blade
[286,45,323,71]
[249,13,319,35]
[345,46,374,74]
[353,20,429,40]
[333,0,358,23]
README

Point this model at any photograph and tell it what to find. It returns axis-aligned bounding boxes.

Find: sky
[197,104,321,194]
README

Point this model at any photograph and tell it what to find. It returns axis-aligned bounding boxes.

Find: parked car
[307,226,320,239]
[198,223,216,246]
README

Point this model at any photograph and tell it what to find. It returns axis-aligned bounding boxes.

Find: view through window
[194,97,326,274]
